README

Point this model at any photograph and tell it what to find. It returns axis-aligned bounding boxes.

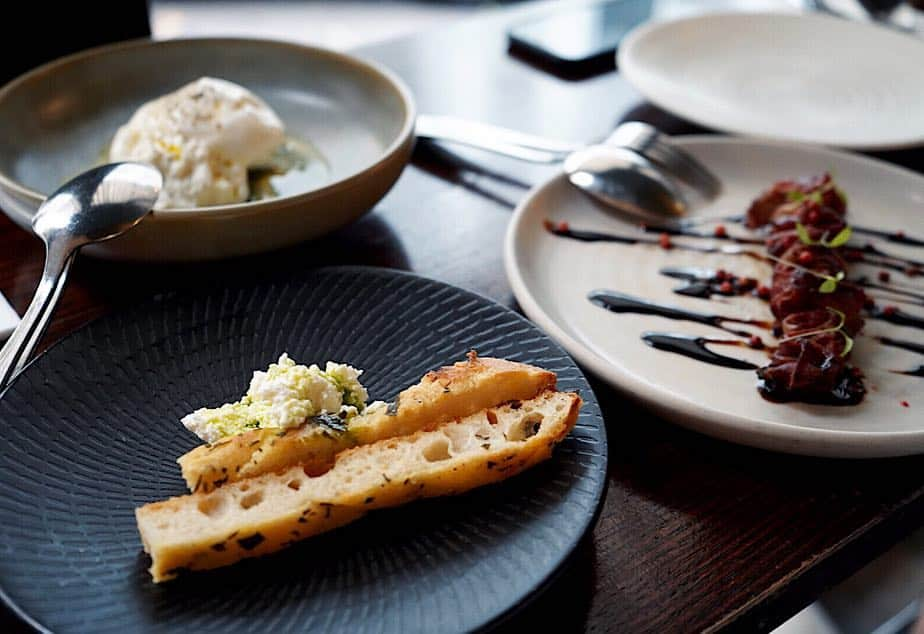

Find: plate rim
[504,136,924,458]
[617,11,924,151]
[0,265,609,632]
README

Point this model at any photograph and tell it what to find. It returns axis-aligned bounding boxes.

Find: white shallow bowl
[0,38,416,261]
[506,137,924,457]
[618,12,924,150]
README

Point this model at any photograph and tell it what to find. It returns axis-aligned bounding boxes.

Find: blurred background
[146,0,924,47]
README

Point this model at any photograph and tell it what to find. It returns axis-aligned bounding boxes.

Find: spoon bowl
[0,162,161,391]
[33,162,162,247]
[563,145,687,219]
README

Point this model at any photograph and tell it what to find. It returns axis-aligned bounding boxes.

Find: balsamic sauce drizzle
[641,333,759,370]
[650,268,924,379]
[659,265,923,308]
[877,337,924,379]
[877,336,924,356]
[547,222,924,277]
[870,306,924,331]
[674,214,924,248]
[546,223,766,259]
[854,278,924,307]
[856,244,924,271]
[850,251,923,277]
[660,266,761,300]
[638,222,763,245]
[653,265,924,333]
[675,214,746,228]
[657,266,924,316]
[588,290,771,339]
[542,223,643,245]
[550,218,923,386]
[852,228,924,248]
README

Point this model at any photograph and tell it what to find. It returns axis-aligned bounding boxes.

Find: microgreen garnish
[784,176,847,208]
[778,307,854,357]
[826,225,852,247]
[817,271,845,294]
[764,252,846,294]
[786,190,823,204]
[795,222,852,249]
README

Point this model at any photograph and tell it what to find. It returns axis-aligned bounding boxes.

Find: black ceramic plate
[0,267,606,633]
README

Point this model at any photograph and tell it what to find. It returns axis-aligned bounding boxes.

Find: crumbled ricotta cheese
[182,353,369,443]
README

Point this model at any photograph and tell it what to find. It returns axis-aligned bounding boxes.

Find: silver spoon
[0,162,162,391]
[415,115,720,203]
[563,144,687,218]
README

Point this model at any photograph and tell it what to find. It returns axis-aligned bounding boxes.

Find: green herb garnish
[778,307,854,357]
[786,190,824,204]
[312,412,348,433]
[341,387,365,410]
[765,252,846,294]
[795,222,852,249]
[818,271,845,294]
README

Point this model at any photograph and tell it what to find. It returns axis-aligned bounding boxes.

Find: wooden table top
[2,3,924,632]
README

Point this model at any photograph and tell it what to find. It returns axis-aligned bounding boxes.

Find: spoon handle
[415,115,581,163]
[0,244,76,391]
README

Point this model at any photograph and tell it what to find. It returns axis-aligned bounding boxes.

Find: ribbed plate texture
[0,267,607,633]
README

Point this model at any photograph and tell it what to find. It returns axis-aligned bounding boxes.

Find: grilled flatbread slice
[178,354,556,492]
[137,390,580,582]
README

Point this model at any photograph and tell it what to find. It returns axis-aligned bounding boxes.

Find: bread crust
[178,354,556,492]
[138,390,580,582]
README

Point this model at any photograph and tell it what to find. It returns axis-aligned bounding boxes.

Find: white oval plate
[505,137,924,457]
[618,12,924,150]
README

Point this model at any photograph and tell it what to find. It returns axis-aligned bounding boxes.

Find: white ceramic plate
[618,12,924,150]
[505,137,924,457]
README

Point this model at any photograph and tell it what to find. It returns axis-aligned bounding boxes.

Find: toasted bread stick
[178,354,556,492]
[138,390,580,582]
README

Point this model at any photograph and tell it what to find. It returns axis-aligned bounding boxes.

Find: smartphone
[508,0,652,75]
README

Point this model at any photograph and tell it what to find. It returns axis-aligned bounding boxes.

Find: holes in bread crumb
[422,438,451,462]
[485,409,498,425]
[197,496,225,517]
[506,413,544,441]
[443,424,474,454]
[240,491,264,510]
[287,479,302,491]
